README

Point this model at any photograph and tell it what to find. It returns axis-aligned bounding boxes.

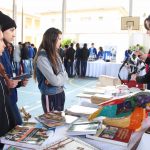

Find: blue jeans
[76,60,81,76]
[22,59,30,74]
[81,60,87,77]
[14,61,21,75]
[67,61,74,77]
[29,58,33,74]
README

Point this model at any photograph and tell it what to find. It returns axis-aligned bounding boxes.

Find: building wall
[1,6,148,62]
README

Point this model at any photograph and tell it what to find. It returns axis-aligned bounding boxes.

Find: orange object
[128,107,145,131]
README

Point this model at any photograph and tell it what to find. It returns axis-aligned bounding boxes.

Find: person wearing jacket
[131,15,150,84]
[75,43,82,76]
[0,26,17,150]
[66,43,75,78]
[0,11,28,125]
[33,27,68,113]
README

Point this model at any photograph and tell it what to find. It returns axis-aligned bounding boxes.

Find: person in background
[88,43,97,59]
[80,43,89,77]
[0,11,28,125]
[63,44,69,71]
[97,46,104,59]
[28,42,35,75]
[31,43,37,59]
[58,44,64,62]
[14,42,22,75]
[66,43,75,78]
[21,42,30,74]
[33,27,68,113]
[0,26,17,150]
[75,43,81,76]
[124,48,132,61]
[131,15,150,85]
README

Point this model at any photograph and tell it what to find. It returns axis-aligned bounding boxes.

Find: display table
[85,60,146,79]
[86,60,106,77]
[3,113,150,150]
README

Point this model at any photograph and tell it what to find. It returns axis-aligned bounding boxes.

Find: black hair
[144,15,150,30]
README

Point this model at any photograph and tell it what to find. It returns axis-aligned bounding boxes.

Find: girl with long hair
[33,27,68,113]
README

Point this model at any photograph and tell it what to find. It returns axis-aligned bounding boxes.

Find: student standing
[0,26,17,150]
[33,27,68,113]
[0,11,28,125]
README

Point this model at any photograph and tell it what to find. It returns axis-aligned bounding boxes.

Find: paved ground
[17,76,98,117]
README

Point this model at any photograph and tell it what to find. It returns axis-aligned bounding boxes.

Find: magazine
[86,124,133,147]
[35,112,66,128]
[0,125,51,149]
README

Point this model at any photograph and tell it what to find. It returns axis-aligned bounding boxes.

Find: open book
[0,125,51,149]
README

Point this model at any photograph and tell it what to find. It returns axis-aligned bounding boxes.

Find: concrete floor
[17,77,98,118]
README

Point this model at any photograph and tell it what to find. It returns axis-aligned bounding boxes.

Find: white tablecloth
[86,60,145,79]
[105,62,128,80]
[86,60,106,77]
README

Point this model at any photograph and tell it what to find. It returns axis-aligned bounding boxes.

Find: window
[34,19,40,28]
[25,17,32,28]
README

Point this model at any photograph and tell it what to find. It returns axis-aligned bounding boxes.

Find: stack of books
[35,112,66,128]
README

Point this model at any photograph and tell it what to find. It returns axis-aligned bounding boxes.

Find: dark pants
[76,60,80,76]
[81,60,87,77]
[41,91,65,113]
[147,83,150,90]
[0,143,4,150]
[67,61,74,77]
[64,59,68,72]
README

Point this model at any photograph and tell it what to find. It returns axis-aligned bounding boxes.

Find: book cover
[35,112,65,128]
[45,136,99,150]
[66,117,100,136]
[86,125,133,147]
[0,125,50,149]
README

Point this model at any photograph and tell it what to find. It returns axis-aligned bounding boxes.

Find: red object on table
[121,80,144,89]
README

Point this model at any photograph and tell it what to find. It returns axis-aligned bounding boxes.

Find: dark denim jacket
[36,51,63,95]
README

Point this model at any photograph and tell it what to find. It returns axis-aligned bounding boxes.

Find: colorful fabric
[88,92,150,130]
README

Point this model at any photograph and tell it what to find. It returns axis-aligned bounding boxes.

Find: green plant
[129,44,145,52]
[61,39,72,48]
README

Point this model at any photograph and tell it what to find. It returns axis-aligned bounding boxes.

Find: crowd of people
[0,10,150,150]
[7,41,37,76]
[58,42,112,78]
